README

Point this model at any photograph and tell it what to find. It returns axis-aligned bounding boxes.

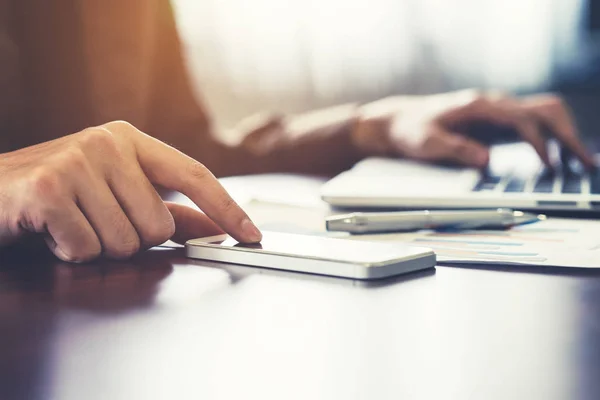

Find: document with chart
[349,218,600,269]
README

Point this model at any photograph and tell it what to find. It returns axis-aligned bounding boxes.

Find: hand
[352,90,594,168]
[0,121,262,262]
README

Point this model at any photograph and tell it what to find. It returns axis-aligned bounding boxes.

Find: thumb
[165,202,226,244]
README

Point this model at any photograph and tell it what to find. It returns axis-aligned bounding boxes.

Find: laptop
[321,141,600,213]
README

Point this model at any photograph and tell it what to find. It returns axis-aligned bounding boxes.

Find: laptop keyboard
[473,165,600,195]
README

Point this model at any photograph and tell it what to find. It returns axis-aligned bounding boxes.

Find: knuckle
[544,95,564,110]
[219,195,239,213]
[106,234,141,259]
[28,169,63,201]
[460,89,492,111]
[103,206,140,259]
[187,161,212,181]
[468,96,489,110]
[443,135,467,154]
[103,120,138,135]
[419,129,442,151]
[142,214,176,246]
[454,140,471,154]
[419,134,435,151]
[80,127,120,155]
[59,147,89,171]
[120,236,141,258]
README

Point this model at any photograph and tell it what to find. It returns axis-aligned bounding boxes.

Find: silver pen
[325,208,546,234]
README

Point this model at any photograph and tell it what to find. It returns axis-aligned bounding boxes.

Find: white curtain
[172,0,585,129]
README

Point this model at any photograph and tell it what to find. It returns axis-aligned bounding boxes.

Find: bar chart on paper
[350,218,600,269]
[410,225,578,263]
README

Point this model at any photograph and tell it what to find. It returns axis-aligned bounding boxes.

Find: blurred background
[172,0,600,134]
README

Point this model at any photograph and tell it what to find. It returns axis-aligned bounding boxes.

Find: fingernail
[241,218,262,243]
[54,247,76,263]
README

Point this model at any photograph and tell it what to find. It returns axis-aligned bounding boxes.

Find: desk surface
[1,176,600,400]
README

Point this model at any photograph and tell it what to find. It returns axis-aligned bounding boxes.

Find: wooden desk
[1,175,600,400]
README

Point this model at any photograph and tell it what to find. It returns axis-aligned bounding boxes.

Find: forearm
[163,104,364,178]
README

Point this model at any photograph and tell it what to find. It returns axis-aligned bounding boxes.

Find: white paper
[221,174,328,209]
[346,218,600,268]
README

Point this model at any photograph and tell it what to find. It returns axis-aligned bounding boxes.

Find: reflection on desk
[0,183,599,400]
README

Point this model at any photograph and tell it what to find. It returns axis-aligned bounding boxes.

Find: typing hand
[352,90,594,169]
[0,121,262,262]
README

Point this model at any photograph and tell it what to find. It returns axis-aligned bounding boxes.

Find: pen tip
[512,212,546,226]
[537,214,547,221]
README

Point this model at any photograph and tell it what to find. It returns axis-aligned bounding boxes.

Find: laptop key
[533,168,555,193]
[590,167,600,194]
[473,181,496,191]
[473,175,501,192]
[504,177,526,193]
[562,173,582,194]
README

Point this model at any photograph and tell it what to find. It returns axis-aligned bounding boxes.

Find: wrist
[350,96,420,157]
[284,103,359,139]
[350,110,395,157]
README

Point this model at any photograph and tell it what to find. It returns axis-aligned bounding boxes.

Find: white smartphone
[186,231,436,280]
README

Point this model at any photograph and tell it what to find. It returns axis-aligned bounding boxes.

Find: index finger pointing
[120,124,262,243]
